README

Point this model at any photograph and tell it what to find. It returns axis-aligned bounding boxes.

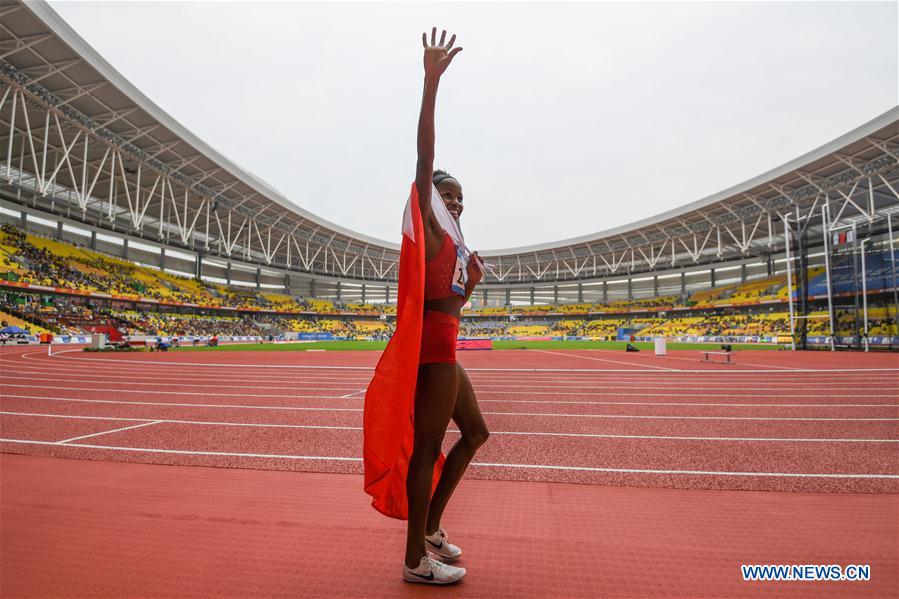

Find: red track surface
[2,345,898,596]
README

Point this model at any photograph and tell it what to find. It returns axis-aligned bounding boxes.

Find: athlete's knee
[463,425,489,449]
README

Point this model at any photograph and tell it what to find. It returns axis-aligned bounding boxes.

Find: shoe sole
[402,574,465,585]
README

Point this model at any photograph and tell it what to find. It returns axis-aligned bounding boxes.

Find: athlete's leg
[405,362,458,568]
[426,364,489,534]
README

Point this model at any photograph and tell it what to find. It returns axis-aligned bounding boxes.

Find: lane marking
[56,420,163,444]
[3,411,897,443]
[9,352,898,379]
[531,349,672,370]
[0,384,347,399]
[31,350,899,374]
[5,374,899,395]
[5,382,896,400]
[0,439,362,462]
[4,368,898,389]
[1,438,897,479]
[476,399,899,408]
[0,394,360,412]
[468,461,899,479]
[2,395,898,421]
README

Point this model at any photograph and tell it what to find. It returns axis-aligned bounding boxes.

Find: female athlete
[361,27,488,586]
[397,28,490,585]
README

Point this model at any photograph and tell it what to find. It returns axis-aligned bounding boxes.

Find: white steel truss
[1,0,898,290]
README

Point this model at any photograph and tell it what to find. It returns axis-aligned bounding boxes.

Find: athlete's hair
[432,170,458,187]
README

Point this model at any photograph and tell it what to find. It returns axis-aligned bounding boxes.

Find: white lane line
[55,420,163,444]
[734,361,802,371]
[0,373,899,398]
[477,399,899,408]
[531,349,672,370]
[0,439,362,462]
[0,376,359,392]
[5,370,899,391]
[478,410,899,422]
[2,394,897,421]
[0,394,360,412]
[468,461,899,479]
[1,438,896,479]
[3,411,897,443]
[0,384,346,399]
[5,382,894,400]
[9,354,899,380]
[22,359,899,375]
[38,351,899,374]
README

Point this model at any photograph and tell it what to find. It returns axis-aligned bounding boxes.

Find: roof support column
[577,283,583,303]
[336,281,342,301]
[680,272,686,297]
[741,263,747,283]
[627,278,632,301]
[256,267,261,290]
[710,267,716,288]
[310,278,316,298]
[195,253,202,280]
[19,210,27,229]
[482,288,488,304]
[361,283,366,303]
[159,247,166,272]
[385,285,390,303]
[652,275,658,297]
[56,220,63,240]
[505,288,511,305]
[226,261,232,285]
[90,229,96,250]
[122,238,129,260]
[602,280,608,304]
[529,286,535,305]
[553,285,559,305]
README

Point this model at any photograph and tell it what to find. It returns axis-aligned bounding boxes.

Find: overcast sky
[48,1,898,251]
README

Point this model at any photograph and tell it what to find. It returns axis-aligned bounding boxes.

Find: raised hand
[422,28,462,80]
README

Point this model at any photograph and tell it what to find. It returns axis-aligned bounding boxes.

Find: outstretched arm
[415,28,463,224]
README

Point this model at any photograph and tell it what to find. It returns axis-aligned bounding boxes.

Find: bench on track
[701,351,734,364]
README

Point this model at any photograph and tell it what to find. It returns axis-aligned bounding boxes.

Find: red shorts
[419,310,459,365]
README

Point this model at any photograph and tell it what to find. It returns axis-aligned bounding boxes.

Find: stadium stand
[1,223,895,343]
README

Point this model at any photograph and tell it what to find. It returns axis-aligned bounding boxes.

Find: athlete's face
[437,179,463,221]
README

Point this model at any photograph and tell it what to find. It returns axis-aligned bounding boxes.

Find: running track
[2,345,898,597]
[1,346,897,493]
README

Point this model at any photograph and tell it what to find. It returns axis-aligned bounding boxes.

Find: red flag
[363,183,445,519]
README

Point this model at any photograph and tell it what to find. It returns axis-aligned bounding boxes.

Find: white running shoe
[402,555,466,585]
[425,528,463,561]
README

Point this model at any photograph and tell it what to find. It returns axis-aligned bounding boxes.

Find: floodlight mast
[860,237,870,352]
[821,203,836,351]
[783,216,796,351]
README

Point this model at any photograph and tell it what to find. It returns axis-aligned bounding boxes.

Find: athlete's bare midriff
[424,296,466,319]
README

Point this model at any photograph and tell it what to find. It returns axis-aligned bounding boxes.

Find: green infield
[173,339,781,352]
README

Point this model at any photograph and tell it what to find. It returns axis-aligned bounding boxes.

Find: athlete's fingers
[446,34,456,50]
[439,29,446,46]
[448,47,463,60]
[431,27,437,46]
[422,32,427,47]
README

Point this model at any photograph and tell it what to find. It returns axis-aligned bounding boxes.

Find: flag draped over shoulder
[363,182,445,520]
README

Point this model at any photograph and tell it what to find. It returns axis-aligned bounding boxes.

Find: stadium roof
[1,0,898,286]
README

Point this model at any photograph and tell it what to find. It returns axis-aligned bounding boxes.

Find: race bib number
[450,246,468,297]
